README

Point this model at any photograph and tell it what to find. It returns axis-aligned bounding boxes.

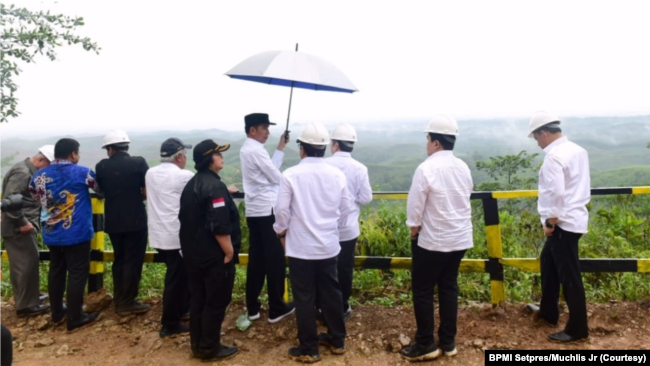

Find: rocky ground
[2,297,649,366]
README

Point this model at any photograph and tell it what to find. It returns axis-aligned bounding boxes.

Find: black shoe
[116,302,151,317]
[67,312,102,333]
[39,294,49,303]
[318,333,345,355]
[181,312,190,321]
[269,302,295,323]
[288,347,320,363]
[199,344,239,361]
[17,304,50,318]
[548,331,588,343]
[400,343,440,362]
[440,343,457,357]
[159,324,190,338]
[52,304,67,325]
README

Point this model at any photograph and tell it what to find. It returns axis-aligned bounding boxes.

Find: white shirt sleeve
[406,167,428,228]
[356,167,373,206]
[540,155,566,219]
[339,176,352,228]
[273,174,292,234]
[255,148,284,185]
[271,149,284,169]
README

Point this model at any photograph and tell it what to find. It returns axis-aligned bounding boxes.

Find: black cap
[160,138,192,157]
[193,139,230,165]
[245,113,277,129]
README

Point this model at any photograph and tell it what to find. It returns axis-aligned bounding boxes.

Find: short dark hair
[107,144,129,152]
[428,133,455,151]
[54,138,80,159]
[245,124,265,135]
[300,142,326,157]
[333,140,354,153]
[534,125,562,135]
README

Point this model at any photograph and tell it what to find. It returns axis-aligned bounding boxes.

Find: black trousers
[48,241,91,324]
[338,238,357,312]
[539,225,589,338]
[411,239,466,348]
[188,262,235,354]
[1,325,12,366]
[109,230,147,307]
[289,256,346,355]
[246,214,287,315]
[157,249,190,328]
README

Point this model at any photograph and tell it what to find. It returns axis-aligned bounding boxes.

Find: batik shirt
[29,159,100,246]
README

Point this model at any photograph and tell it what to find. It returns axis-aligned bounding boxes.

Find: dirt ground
[2,298,649,366]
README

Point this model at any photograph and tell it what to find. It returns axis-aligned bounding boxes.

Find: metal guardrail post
[482,196,506,305]
[88,196,105,293]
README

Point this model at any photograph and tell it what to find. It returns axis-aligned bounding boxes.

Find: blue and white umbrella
[225,44,358,132]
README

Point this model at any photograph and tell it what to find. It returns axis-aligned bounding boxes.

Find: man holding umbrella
[240,113,294,323]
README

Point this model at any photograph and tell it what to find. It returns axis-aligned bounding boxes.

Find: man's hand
[410,226,421,240]
[19,222,35,234]
[277,130,290,151]
[227,184,239,194]
[223,245,234,264]
[543,225,555,237]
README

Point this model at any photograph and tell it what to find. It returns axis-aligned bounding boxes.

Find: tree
[475,150,539,191]
[0,4,100,122]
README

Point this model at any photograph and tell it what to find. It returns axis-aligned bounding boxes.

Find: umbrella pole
[284,43,299,142]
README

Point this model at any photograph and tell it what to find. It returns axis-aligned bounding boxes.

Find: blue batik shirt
[29,159,100,246]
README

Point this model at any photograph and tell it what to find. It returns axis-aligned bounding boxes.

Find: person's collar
[246,137,264,147]
[333,151,351,158]
[53,159,75,165]
[25,157,37,170]
[543,136,568,154]
[427,150,453,159]
[300,157,324,164]
[199,169,221,180]
[111,151,130,158]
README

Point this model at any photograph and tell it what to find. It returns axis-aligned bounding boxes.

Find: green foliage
[475,150,539,191]
[0,3,100,122]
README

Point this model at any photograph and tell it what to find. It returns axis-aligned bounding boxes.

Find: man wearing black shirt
[95,130,150,316]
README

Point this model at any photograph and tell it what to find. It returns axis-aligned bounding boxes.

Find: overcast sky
[1,0,649,139]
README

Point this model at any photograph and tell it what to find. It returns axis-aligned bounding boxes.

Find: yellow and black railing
[2,187,649,304]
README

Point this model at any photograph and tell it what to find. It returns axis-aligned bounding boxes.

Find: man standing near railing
[95,130,150,317]
[240,113,294,323]
[145,138,194,337]
[1,145,54,318]
[404,115,473,362]
[322,123,372,322]
[526,111,590,343]
[29,138,103,332]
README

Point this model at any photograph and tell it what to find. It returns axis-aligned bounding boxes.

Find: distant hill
[2,115,649,191]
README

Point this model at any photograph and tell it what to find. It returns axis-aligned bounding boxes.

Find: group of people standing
[0,110,591,363]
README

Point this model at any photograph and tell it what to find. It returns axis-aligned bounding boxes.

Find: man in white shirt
[323,123,372,321]
[526,111,590,343]
[403,115,473,362]
[145,138,194,337]
[240,113,294,323]
[274,122,351,363]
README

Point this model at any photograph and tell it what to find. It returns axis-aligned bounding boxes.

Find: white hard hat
[38,145,55,162]
[296,121,330,146]
[330,123,358,142]
[528,111,560,138]
[102,129,131,148]
[423,115,459,136]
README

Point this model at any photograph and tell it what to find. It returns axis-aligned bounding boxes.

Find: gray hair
[160,149,186,163]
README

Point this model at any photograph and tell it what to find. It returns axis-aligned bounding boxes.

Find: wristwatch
[544,219,555,229]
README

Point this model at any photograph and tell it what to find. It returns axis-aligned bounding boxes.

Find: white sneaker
[268,303,295,324]
[248,312,260,321]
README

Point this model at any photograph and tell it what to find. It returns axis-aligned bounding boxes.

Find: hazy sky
[1,0,649,139]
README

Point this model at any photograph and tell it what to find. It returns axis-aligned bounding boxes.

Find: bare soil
[2,298,649,366]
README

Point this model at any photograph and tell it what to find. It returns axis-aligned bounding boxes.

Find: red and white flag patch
[212,197,225,208]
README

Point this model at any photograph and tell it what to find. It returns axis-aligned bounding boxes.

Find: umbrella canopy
[225,50,358,93]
